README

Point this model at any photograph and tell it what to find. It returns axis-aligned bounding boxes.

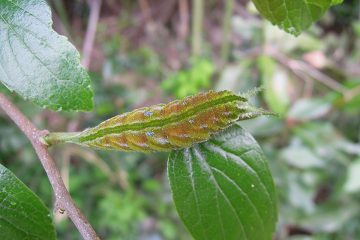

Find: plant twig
[81,0,102,69]
[0,93,100,240]
[267,47,346,93]
[139,0,154,24]
[51,0,73,38]
[191,0,204,57]
[220,0,234,65]
[178,0,189,40]
[344,85,360,102]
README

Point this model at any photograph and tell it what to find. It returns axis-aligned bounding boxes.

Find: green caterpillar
[44,90,272,152]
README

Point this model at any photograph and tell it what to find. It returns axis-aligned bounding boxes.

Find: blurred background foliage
[0,0,359,239]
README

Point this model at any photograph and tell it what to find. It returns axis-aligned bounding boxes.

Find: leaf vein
[205,142,276,218]
[193,146,248,240]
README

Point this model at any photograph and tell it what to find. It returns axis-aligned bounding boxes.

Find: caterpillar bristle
[238,86,264,99]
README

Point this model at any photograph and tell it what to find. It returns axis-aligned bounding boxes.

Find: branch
[220,0,234,65]
[191,0,204,57]
[266,47,346,93]
[178,0,189,40]
[139,0,154,24]
[344,85,360,102]
[0,93,100,240]
[81,0,102,69]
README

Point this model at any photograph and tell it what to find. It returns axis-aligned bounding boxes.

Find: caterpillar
[44,90,273,152]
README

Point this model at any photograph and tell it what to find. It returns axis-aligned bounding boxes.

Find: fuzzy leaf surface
[0,0,93,111]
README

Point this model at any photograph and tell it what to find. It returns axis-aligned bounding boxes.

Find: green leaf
[353,22,360,38]
[281,145,324,169]
[336,79,360,113]
[0,163,56,240]
[252,0,333,36]
[287,98,332,121]
[344,158,360,193]
[0,0,93,111]
[331,0,343,5]
[168,124,277,240]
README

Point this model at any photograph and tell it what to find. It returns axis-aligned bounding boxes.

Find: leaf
[240,117,284,137]
[299,206,355,232]
[252,0,334,36]
[263,22,322,53]
[337,79,360,113]
[287,98,331,121]
[331,0,343,5]
[353,22,360,37]
[0,163,56,240]
[280,145,324,169]
[161,58,214,98]
[215,60,253,92]
[344,159,360,193]
[168,124,277,240]
[286,172,316,213]
[0,0,93,111]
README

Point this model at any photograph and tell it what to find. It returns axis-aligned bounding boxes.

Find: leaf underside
[0,0,93,111]
[0,163,56,240]
[168,124,278,240]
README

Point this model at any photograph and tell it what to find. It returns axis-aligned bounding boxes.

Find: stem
[178,0,189,40]
[51,0,72,37]
[191,0,204,58]
[139,0,153,24]
[266,47,346,93]
[44,132,81,146]
[0,93,100,240]
[81,0,102,69]
[220,0,234,64]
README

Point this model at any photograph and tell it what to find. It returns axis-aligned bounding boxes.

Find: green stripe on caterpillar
[44,90,274,152]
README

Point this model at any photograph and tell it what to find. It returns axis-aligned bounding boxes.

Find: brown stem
[191,0,204,57]
[178,0,189,40]
[0,93,100,240]
[139,0,153,24]
[266,46,346,93]
[81,0,102,69]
